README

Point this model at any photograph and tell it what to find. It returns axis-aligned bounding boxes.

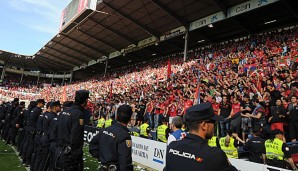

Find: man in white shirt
[167,116,186,145]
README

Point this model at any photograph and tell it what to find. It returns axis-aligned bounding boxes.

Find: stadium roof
[0,0,297,75]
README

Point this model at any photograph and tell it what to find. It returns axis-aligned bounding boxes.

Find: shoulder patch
[79,119,84,126]
[126,140,132,148]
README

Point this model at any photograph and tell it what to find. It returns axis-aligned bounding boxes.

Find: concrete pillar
[183,31,189,62]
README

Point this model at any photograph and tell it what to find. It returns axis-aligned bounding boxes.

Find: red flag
[62,86,67,102]
[110,82,113,99]
[167,59,171,79]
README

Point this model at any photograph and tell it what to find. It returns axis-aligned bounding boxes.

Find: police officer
[6,101,25,145]
[55,90,89,171]
[89,104,134,171]
[48,101,72,171]
[0,101,8,138]
[243,126,265,164]
[31,101,50,170]
[157,117,170,143]
[38,101,61,171]
[3,98,19,141]
[165,102,237,171]
[264,129,297,170]
[139,118,150,139]
[22,99,45,166]
[19,101,37,157]
[167,116,186,145]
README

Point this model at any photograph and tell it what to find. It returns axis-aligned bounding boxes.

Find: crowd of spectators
[1,26,298,143]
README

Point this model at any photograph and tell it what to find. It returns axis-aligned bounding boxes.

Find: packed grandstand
[1,0,298,170]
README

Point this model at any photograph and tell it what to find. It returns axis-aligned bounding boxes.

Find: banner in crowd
[83,126,290,171]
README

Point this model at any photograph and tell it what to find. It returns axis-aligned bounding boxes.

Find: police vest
[265,138,284,160]
[97,118,105,128]
[157,125,168,143]
[208,136,217,147]
[105,119,113,128]
[140,123,149,137]
[219,137,238,159]
[131,131,140,137]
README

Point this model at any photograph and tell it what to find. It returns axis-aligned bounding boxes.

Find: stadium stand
[1,0,298,170]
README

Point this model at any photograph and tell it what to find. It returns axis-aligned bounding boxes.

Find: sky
[0,0,71,55]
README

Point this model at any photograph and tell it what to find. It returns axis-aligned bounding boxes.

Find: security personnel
[219,129,243,159]
[157,118,170,143]
[48,101,72,171]
[167,116,186,145]
[38,101,61,171]
[22,99,45,166]
[243,126,265,164]
[6,101,25,145]
[264,129,297,170]
[89,105,134,171]
[165,102,237,171]
[19,101,37,157]
[55,90,89,171]
[105,117,114,128]
[3,98,19,141]
[31,101,51,170]
[97,116,105,129]
[0,101,8,137]
[208,135,220,148]
[130,131,140,137]
[140,118,150,138]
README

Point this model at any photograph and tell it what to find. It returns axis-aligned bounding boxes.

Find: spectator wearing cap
[89,105,134,171]
[165,102,237,171]
[157,117,170,143]
[264,129,297,170]
[167,116,186,145]
[243,126,266,164]
[56,90,89,170]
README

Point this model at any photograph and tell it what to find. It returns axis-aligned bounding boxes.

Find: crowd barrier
[85,126,292,171]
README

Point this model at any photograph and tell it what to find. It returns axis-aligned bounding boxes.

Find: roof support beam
[210,0,228,17]
[281,0,298,19]
[88,17,137,45]
[60,34,108,58]
[103,1,160,38]
[35,55,67,69]
[77,29,121,51]
[41,49,79,67]
[52,40,98,63]
[36,57,61,71]
[151,0,188,27]
[42,46,83,66]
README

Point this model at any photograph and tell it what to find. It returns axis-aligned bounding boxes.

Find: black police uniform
[31,111,47,170]
[3,101,18,140]
[89,122,133,171]
[243,135,265,163]
[0,103,8,136]
[49,114,59,171]
[6,105,23,145]
[39,110,59,171]
[165,102,238,171]
[22,106,43,165]
[56,103,85,170]
[19,104,36,157]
